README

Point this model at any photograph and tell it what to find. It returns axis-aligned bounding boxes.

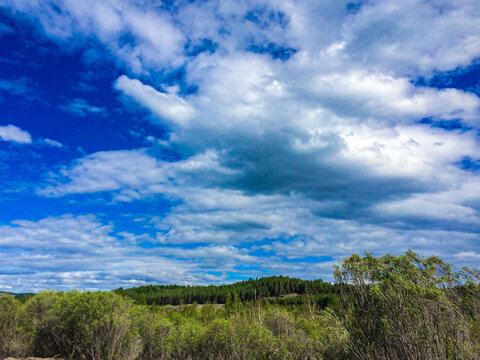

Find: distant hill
[114,275,338,307]
[0,291,33,300]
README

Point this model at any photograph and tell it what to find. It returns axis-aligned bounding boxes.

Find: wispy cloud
[41,138,63,148]
[0,77,36,98]
[0,214,217,292]
[74,81,97,92]
[60,98,106,117]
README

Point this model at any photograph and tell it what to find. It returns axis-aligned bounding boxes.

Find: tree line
[114,275,338,305]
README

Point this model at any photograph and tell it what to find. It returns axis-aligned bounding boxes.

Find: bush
[202,317,283,360]
[167,318,206,360]
[135,307,172,360]
[0,296,27,358]
[334,251,480,360]
[21,290,141,360]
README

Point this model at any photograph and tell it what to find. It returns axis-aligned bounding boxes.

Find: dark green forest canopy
[114,276,338,305]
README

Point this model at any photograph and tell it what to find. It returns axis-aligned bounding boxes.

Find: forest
[1,251,479,360]
[113,275,338,306]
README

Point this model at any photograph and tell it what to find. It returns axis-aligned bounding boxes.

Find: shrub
[21,290,141,360]
[334,251,480,360]
[0,296,27,358]
[135,307,172,360]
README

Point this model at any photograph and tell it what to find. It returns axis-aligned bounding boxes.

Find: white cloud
[0,214,117,253]
[115,76,195,127]
[301,71,480,125]
[39,149,166,198]
[42,138,63,148]
[0,214,223,292]
[341,0,480,76]
[38,148,231,201]
[160,244,258,270]
[0,124,63,148]
[340,125,480,177]
[0,124,32,144]
[2,0,185,73]
[373,177,480,226]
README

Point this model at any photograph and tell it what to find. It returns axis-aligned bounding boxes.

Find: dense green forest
[1,251,479,360]
[114,275,338,306]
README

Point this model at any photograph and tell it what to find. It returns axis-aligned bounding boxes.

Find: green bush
[134,307,172,360]
[167,318,206,360]
[21,290,141,360]
[0,296,27,358]
[334,251,480,360]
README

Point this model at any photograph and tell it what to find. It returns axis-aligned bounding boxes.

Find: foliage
[0,296,27,358]
[334,250,480,360]
[20,290,141,360]
[114,275,337,305]
[0,251,478,360]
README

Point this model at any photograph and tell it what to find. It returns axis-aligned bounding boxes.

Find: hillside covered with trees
[114,275,337,306]
[1,251,479,360]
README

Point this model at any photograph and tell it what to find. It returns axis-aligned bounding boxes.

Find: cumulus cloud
[39,149,164,198]
[300,71,480,125]
[107,60,480,223]
[38,149,231,200]
[0,214,117,253]
[35,146,480,273]
[341,0,480,76]
[52,2,480,208]
[1,0,185,73]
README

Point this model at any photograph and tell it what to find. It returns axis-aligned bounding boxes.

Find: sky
[0,0,479,292]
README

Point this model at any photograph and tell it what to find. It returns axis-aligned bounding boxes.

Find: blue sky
[0,0,479,292]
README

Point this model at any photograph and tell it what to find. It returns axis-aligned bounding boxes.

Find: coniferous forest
[113,275,337,306]
[1,251,479,360]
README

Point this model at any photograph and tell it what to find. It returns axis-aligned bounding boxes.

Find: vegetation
[0,251,478,360]
[0,291,33,301]
[114,276,337,306]
[334,251,480,360]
